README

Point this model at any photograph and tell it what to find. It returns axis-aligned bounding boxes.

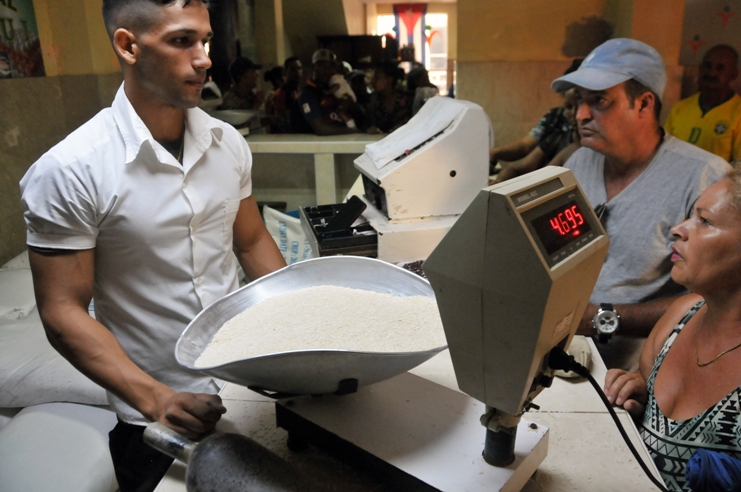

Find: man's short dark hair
[228,57,260,84]
[374,62,404,86]
[563,58,583,76]
[704,44,739,66]
[283,56,300,69]
[102,0,207,38]
[624,78,662,121]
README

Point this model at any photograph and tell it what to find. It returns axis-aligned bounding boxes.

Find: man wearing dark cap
[665,44,741,161]
[221,56,265,111]
[551,38,730,369]
[296,48,359,135]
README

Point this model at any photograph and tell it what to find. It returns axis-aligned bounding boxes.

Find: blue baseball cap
[551,38,666,98]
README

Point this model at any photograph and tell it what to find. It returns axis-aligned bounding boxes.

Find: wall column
[274,0,285,64]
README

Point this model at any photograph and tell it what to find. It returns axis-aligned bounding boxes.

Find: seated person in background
[367,62,412,134]
[325,61,358,129]
[349,70,371,102]
[665,44,741,162]
[407,65,439,115]
[546,107,581,168]
[220,57,265,111]
[296,49,359,135]
[551,38,730,370]
[490,59,582,180]
[493,87,580,184]
[262,66,284,131]
[604,169,741,491]
[326,61,357,102]
[349,70,372,130]
[271,56,304,134]
[264,66,283,92]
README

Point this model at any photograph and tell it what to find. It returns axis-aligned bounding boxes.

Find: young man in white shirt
[20,1,286,490]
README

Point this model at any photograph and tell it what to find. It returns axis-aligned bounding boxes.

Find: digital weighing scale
[276,167,609,491]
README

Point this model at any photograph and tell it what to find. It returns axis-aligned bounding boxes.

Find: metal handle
[143,422,196,463]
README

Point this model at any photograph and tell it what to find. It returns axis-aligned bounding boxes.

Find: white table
[155,340,663,491]
[245,134,384,205]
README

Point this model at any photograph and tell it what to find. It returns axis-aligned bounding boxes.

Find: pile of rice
[195,285,446,368]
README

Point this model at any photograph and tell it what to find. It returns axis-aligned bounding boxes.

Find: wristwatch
[592,303,620,343]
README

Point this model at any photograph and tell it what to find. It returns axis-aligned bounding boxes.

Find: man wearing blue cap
[552,38,730,369]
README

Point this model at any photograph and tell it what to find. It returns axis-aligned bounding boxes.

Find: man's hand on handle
[151,388,226,440]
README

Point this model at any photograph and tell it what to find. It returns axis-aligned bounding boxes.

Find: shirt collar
[111,83,224,165]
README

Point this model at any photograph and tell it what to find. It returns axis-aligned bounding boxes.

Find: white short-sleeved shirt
[20,84,253,424]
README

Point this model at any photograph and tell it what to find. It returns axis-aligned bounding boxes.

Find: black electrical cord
[548,346,670,492]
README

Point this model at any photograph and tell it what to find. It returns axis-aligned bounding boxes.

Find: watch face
[595,311,619,334]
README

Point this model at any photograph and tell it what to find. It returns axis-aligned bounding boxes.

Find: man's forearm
[41,302,225,438]
[236,229,287,281]
[578,296,681,337]
[490,135,538,162]
[496,147,546,183]
[30,249,171,420]
[40,304,171,419]
[616,297,681,336]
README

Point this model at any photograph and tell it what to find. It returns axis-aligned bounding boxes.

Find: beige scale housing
[424,166,610,416]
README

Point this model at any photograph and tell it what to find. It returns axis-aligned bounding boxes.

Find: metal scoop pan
[175,256,446,397]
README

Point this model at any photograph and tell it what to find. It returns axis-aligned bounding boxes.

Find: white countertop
[155,341,661,491]
[245,134,384,154]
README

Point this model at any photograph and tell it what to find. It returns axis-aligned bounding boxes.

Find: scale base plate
[276,372,548,492]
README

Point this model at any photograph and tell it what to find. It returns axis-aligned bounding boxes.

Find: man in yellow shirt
[665,44,741,161]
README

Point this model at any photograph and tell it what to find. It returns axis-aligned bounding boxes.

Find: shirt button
[195,277,203,285]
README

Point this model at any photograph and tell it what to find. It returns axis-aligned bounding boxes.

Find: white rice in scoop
[195,285,446,368]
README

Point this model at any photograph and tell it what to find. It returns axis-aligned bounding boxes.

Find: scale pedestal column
[480,407,522,467]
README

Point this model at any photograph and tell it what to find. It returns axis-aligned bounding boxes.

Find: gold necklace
[695,325,741,367]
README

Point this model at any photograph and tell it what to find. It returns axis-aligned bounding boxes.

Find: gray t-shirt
[566,135,730,369]
[567,134,729,304]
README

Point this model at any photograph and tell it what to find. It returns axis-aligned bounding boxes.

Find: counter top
[244,133,384,204]
[245,133,384,154]
[155,341,662,491]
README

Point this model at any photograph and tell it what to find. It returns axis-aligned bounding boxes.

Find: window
[425,13,448,94]
[377,15,396,39]
[376,13,450,94]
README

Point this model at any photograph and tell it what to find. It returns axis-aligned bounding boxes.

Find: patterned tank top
[640,300,741,491]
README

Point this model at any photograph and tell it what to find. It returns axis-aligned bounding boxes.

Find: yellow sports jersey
[665,93,741,162]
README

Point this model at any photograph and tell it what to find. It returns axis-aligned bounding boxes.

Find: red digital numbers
[549,205,585,236]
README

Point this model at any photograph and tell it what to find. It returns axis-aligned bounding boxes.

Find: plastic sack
[263,205,313,265]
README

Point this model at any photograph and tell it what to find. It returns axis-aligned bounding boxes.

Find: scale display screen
[530,201,592,255]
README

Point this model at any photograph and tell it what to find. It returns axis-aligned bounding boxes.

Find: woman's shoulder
[646,294,703,358]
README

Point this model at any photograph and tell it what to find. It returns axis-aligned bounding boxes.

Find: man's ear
[113,28,138,66]
[638,92,655,117]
